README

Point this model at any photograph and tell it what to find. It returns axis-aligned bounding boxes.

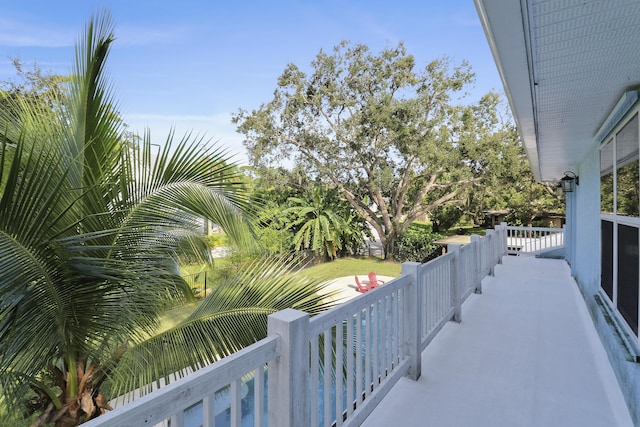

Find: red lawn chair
[368,272,385,288]
[354,275,370,293]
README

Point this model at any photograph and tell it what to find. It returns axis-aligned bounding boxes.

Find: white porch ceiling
[475,0,640,182]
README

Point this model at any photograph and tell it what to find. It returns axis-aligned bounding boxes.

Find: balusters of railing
[231,379,241,426]
[323,328,332,427]
[310,333,319,427]
[306,279,409,427]
[365,307,373,402]
[83,225,514,427]
[254,368,265,427]
[346,314,355,420]
[171,411,184,427]
[417,252,455,352]
[355,310,363,410]
[503,224,565,256]
[336,323,344,427]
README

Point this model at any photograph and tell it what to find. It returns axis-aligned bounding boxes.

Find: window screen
[616,114,639,217]
[601,220,614,300]
[601,139,614,214]
[617,224,639,335]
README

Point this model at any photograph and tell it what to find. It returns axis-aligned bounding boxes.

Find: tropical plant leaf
[0,12,262,424]
[110,255,341,398]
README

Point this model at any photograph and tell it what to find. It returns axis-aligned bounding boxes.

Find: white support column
[450,247,462,323]
[267,309,309,427]
[401,261,422,381]
[565,191,576,273]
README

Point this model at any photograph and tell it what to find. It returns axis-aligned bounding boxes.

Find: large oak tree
[234,41,511,257]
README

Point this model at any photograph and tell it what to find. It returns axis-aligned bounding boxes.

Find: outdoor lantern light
[560,171,579,193]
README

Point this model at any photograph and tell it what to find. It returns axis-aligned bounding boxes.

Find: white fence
[85,224,508,427]
[505,225,564,256]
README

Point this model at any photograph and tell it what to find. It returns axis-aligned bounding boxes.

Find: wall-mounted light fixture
[560,171,579,193]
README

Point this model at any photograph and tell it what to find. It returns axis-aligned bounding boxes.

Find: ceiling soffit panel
[476,0,640,182]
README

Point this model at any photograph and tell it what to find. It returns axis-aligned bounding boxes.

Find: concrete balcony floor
[362,256,633,427]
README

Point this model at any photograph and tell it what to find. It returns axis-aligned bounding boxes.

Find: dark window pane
[601,139,614,213]
[617,224,639,335]
[601,220,614,300]
[616,114,639,216]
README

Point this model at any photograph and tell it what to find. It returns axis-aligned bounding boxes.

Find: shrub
[394,227,443,263]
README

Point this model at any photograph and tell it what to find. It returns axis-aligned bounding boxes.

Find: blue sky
[0,1,502,164]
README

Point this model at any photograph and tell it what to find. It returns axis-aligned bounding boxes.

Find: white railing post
[471,235,482,294]
[485,229,496,276]
[267,309,309,427]
[450,247,462,323]
[401,262,422,381]
[500,222,508,257]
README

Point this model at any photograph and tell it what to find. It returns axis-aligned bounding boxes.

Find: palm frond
[111,256,341,397]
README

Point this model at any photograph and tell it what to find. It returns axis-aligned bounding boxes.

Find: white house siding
[574,148,601,294]
[572,124,640,427]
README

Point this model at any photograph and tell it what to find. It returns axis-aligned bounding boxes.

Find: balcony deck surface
[362,256,633,427]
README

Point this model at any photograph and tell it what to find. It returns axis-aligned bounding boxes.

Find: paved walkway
[317,274,395,304]
[362,256,633,427]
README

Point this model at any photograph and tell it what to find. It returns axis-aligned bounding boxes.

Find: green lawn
[159,257,401,334]
[300,257,402,283]
[1,256,402,425]
[155,303,199,334]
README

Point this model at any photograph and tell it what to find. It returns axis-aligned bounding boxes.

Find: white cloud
[116,24,195,47]
[123,111,248,165]
[356,15,400,46]
[0,18,193,49]
[0,18,74,47]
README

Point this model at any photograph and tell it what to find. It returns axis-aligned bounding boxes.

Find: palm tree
[110,255,336,400]
[285,186,370,260]
[0,14,337,426]
[285,187,348,259]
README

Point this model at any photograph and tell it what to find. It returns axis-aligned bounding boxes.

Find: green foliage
[254,197,296,253]
[394,224,443,263]
[601,173,614,213]
[109,255,340,398]
[430,204,464,232]
[247,167,370,258]
[235,41,515,258]
[616,161,639,216]
[284,186,369,260]
[206,231,227,248]
[301,257,402,284]
[0,13,295,425]
[455,107,564,226]
[0,57,68,113]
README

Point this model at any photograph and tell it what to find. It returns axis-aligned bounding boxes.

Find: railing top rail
[84,224,511,427]
[84,335,279,427]
[309,274,411,336]
[506,225,564,232]
[419,250,455,272]
[459,239,479,255]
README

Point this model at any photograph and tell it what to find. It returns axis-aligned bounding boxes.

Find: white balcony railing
[85,224,509,427]
[505,225,565,256]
